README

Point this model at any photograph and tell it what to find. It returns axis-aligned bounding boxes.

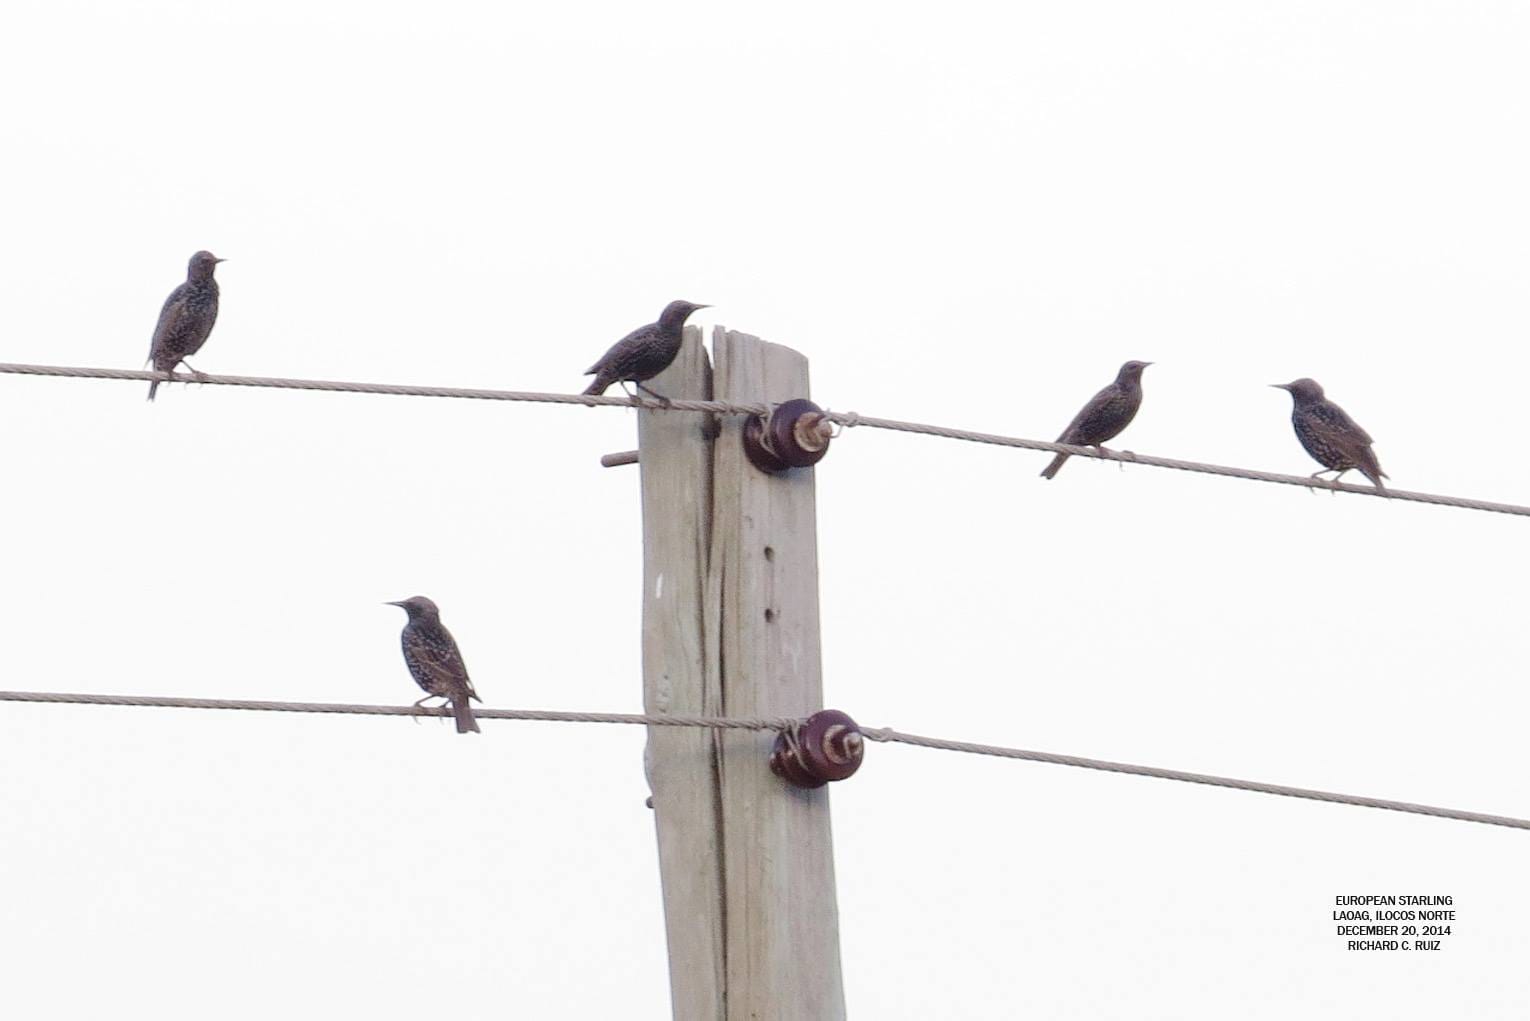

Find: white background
[1,1,1527,1017]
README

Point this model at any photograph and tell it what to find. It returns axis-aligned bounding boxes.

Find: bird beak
[215,258,228,264]
[1270,383,1290,391]
[384,600,404,607]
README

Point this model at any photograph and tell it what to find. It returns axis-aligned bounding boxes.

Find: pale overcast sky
[1,2,1527,1018]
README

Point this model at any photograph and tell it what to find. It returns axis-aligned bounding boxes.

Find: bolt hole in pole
[764,608,777,622]
[763,545,775,561]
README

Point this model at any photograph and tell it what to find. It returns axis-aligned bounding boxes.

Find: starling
[582,300,709,398]
[146,250,224,401]
[1273,378,1388,490]
[1040,360,1152,479]
[386,596,481,734]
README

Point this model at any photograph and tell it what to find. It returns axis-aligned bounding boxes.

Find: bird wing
[586,330,633,375]
[586,323,655,376]
[148,286,189,362]
[1056,390,1102,441]
[404,628,472,692]
[1059,385,1124,444]
[1310,401,1374,446]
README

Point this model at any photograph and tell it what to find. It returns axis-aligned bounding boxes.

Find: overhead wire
[1,362,1524,829]
[1,361,1526,516]
[0,689,790,729]
[0,689,1523,832]
[862,727,1530,831]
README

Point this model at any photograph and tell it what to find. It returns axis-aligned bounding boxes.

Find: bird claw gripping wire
[769,710,866,789]
[743,399,835,475]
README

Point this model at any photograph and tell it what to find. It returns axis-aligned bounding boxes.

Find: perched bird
[1273,378,1388,490]
[386,596,481,734]
[147,250,224,401]
[582,300,709,398]
[1040,360,1152,479]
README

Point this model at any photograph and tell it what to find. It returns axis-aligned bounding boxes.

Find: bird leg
[1303,469,1332,494]
[1306,468,1350,495]
[411,694,449,726]
[617,381,662,408]
[178,360,211,383]
[1086,445,1128,472]
[635,382,673,408]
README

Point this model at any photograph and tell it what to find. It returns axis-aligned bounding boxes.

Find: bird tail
[1361,452,1388,492]
[451,696,480,734]
[147,357,171,401]
[582,377,610,397]
[1040,453,1069,479]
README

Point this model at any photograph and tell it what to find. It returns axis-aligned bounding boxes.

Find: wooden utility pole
[638,326,726,1018]
[637,326,846,1021]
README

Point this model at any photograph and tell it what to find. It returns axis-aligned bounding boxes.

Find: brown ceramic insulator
[769,709,865,789]
[743,399,833,474]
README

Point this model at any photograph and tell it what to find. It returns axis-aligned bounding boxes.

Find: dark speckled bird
[1040,360,1152,479]
[387,596,481,734]
[582,300,709,398]
[146,250,224,401]
[1273,378,1387,491]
